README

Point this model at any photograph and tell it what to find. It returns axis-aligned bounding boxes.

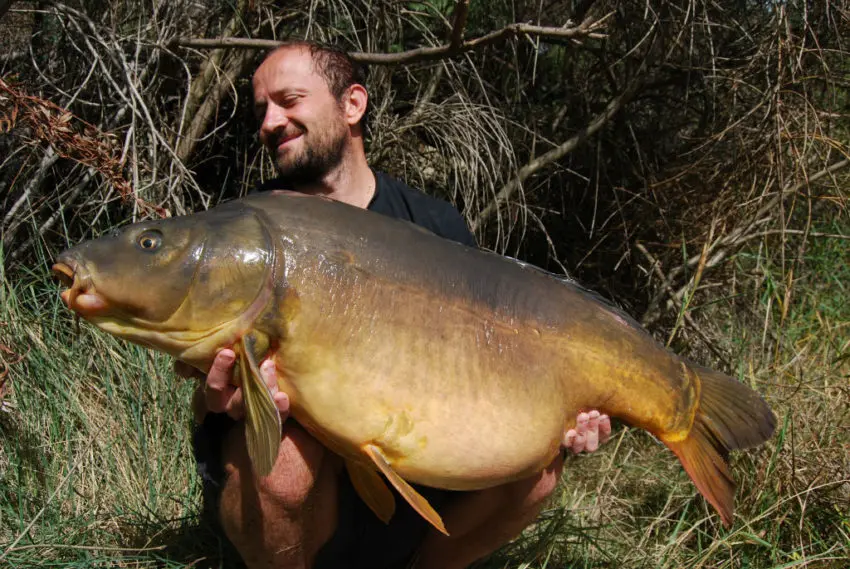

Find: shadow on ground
[128,515,246,569]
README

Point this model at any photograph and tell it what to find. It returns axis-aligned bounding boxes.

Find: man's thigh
[194,415,457,569]
[217,420,341,567]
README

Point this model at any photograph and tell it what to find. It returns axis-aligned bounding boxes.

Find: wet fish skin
[53,192,776,533]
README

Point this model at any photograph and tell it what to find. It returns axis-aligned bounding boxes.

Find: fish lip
[52,261,75,288]
[52,258,109,317]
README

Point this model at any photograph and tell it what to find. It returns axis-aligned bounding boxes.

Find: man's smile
[277,132,302,148]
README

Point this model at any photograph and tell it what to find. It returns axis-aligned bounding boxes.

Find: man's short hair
[268,40,368,106]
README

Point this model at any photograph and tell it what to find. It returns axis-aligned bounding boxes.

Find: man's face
[252,48,349,183]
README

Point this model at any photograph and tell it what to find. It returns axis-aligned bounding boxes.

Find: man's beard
[273,126,347,187]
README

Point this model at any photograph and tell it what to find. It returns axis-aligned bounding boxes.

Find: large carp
[53,191,775,534]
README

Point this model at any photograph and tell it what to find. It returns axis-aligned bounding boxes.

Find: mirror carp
[53,191,776,535]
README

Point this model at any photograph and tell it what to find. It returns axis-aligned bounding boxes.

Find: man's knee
[221,420,335,510]
[216,421,341,568]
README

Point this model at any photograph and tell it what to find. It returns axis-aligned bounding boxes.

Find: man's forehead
[254,46,318,85]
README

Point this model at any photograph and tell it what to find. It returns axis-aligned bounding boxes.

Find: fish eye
[136,230,163,251]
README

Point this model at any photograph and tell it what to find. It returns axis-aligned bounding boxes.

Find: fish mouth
[52,261,75,287]
[52,260,110,317]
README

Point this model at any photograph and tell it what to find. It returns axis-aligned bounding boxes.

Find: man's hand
[563,410,611,454]
[175,350,290,421]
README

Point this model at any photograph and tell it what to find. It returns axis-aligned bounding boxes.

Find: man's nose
[259,104,288,143]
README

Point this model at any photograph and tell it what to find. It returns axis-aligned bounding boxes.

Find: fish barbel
[52,191,775,534]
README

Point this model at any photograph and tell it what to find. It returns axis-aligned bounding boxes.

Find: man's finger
[563,429,576,449]
[273,392,290,416]
[207,383,237,416]
[226,388,245,420]
[260,358,291,416]
[575,412,589,434]
[585,410,600,452]
[571,432,587,454]
[599,414,612,444]
[566,413,589,454]
[207,350,236,390]
[261,359,278,391]
[205,349,237,414]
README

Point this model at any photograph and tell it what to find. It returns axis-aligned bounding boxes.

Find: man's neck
[290,152,376,209]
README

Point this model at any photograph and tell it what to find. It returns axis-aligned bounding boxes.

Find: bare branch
[9,167,98,262]
[176,49,255,163]
[3,148,59,231]
[640,158,850,327]
[449,0,470,49]
[669,158,849,283]
[166,18,608,65]
[0,49,25,64]
[175,0,253,163]
[0,76,165,218]
[742,229,850,241]
[471,79,640,231]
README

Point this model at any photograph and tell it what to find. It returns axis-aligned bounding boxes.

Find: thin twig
[746,229,850,240]
[635,242,731,366]
[175,0,251,162]
[5,543,167,553]
[176,49,254,163]
[0,49,26,64]
[674,159,849,282]
[641,158,850,327]
[2,148,58,229]
[9,167,97,262]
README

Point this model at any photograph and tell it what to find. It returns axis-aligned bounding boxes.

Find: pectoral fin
[346,460,396,525]
[362,444,448,536]
[238,334,282,477]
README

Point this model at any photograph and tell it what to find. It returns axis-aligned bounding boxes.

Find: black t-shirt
[367,170,477,248]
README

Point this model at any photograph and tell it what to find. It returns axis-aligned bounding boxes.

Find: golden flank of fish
[52,192,776,535]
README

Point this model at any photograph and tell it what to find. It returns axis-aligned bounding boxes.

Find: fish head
[52,204,274,365]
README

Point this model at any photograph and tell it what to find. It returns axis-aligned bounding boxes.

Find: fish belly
[276,297,568,491]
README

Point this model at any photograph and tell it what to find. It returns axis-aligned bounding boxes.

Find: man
[181,41,611,569]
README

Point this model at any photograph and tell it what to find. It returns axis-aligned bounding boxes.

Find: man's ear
[343,84,368,126]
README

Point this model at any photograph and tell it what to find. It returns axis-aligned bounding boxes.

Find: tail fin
[664,365,776,527]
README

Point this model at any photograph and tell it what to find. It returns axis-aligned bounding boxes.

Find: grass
[0,247,237,567]
[0,227,848,568]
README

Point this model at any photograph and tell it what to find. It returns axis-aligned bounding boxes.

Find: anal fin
[238,334,282,477]
[363,444,449,536]
[346,460,396,525]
